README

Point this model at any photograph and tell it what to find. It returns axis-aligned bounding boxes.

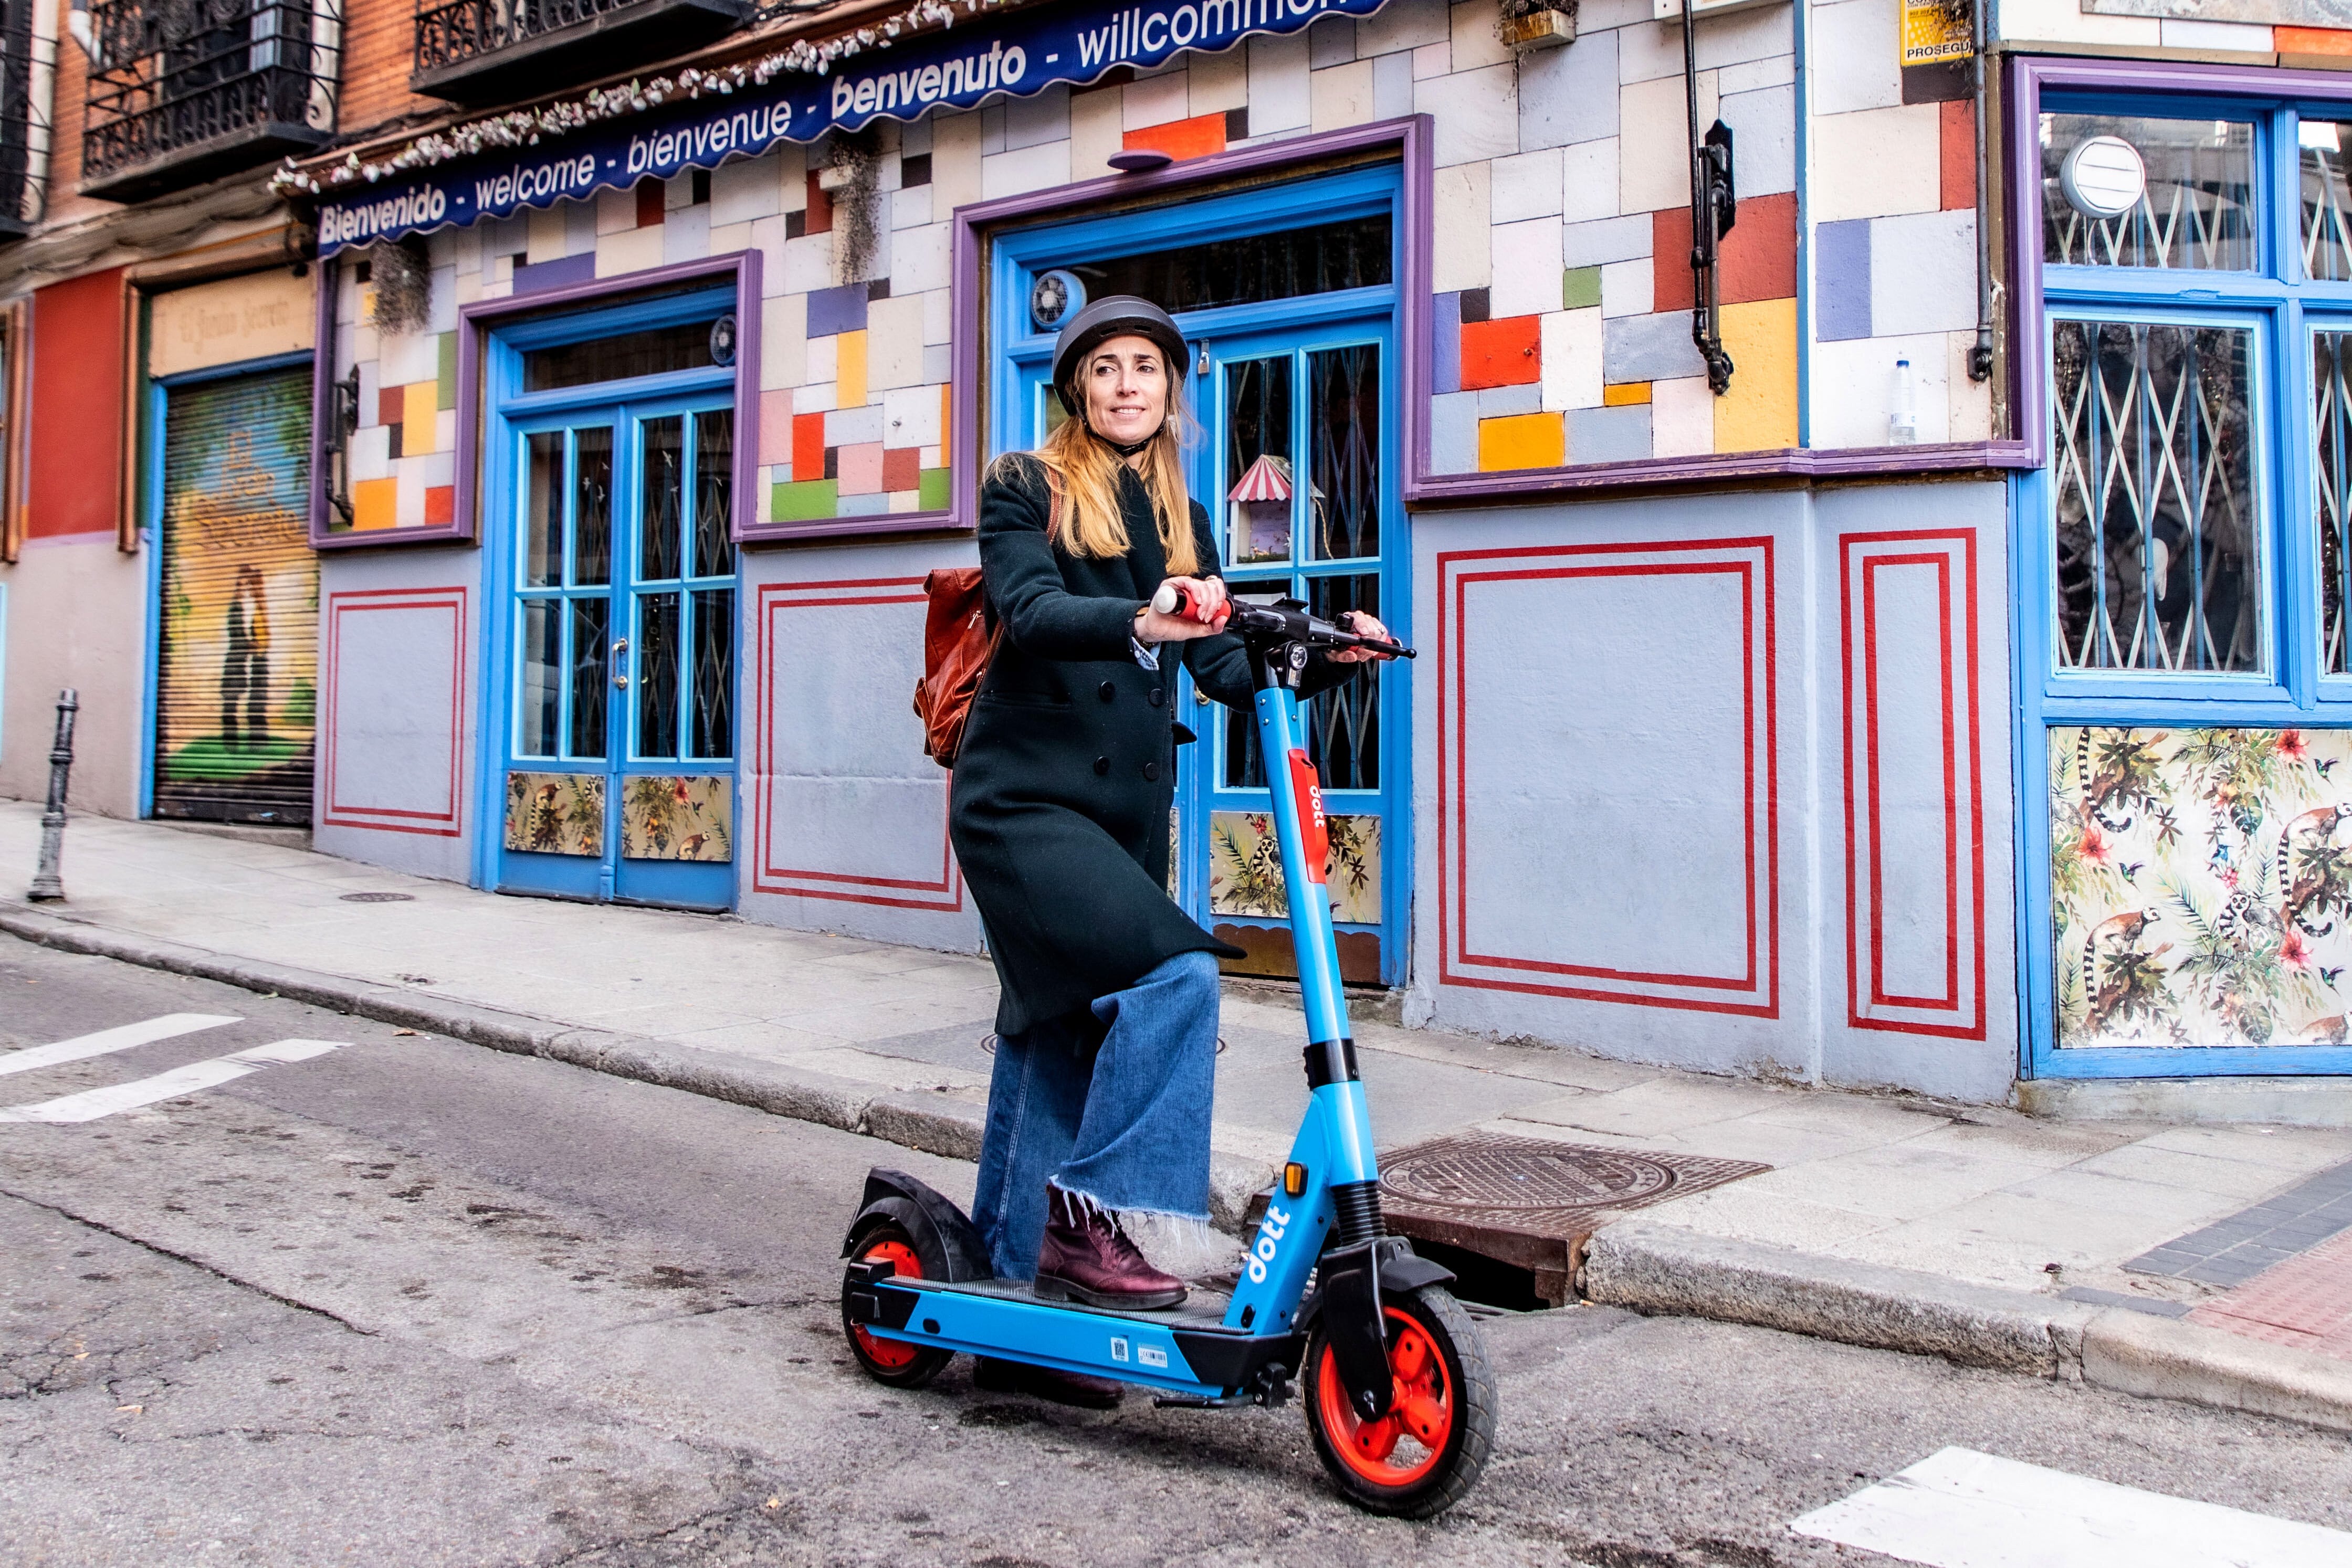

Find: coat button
[1148,687,1165,707]
[1099,681,1116,702]
[1094,755,1111,775]
[1143,761,1161,782]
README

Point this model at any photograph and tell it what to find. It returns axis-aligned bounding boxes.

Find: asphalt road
[5,931,2351,1567]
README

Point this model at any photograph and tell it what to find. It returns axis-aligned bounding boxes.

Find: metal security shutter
[152,366,317,825]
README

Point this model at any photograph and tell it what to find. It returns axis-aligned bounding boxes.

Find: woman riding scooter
[948,296,1392,1407]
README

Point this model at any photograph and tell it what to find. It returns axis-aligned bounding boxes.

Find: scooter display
[839,595,1494,1518]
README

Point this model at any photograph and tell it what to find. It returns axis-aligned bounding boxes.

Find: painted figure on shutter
[222,564,271,751]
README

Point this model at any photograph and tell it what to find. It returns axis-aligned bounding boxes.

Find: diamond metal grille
[2319,332,2352,672]
[2050,319,2261,673]
[2042,113,2255,273]
[2303,127,2352,282]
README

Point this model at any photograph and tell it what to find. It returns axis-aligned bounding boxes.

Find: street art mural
[2052,726,2352,1048]
[153,369,317,823]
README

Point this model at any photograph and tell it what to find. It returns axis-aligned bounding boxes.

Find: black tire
[1301,1284,1496,1518]
[842,1222,952,1388]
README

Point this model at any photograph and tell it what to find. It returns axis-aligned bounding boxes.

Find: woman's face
[1082,334,1169,447]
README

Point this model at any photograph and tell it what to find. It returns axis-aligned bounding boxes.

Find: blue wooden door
[496,394,738,911]
[988,165,1408,985]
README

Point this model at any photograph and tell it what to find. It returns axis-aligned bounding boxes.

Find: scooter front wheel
[1302,1283,1496,1518]
[842,1222,952,1388]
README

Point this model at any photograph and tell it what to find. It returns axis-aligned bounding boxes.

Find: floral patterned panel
[2053,727,2352,1049]
[1209,811,1381,925]
[505,771,604,857]
[622,775,734,862]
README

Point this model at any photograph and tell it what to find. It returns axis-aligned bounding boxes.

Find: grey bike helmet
[1050,294,1189,415]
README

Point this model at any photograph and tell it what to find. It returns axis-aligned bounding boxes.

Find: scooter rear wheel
[1302,1283,1495,1518]
[842,1223,952,1388]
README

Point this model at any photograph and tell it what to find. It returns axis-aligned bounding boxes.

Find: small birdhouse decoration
[1228,453,1294,565]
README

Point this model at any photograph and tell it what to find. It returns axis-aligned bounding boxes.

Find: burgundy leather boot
[1033,1182,1188,1310]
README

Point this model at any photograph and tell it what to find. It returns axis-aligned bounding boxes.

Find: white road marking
[0,1040,343,1124]
[1790,1446,2352,1568]
[0,1013,242,1077]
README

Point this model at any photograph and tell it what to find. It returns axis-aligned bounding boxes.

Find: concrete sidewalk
[5,798,2351,1433]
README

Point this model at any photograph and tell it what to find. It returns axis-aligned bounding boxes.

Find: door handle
[613,673,629,689]
[612,637,629,655]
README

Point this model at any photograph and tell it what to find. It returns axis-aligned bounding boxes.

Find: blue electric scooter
[839,596,1495,1518]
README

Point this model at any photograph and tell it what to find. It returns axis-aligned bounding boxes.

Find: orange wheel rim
[850,1238,923,1370]
[1316,1306,1451,1487]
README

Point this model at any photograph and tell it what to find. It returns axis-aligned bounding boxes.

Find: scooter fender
[1302,1238,1458,1420]
[1317,1239,1394,1421]
[841,1167,994,1282]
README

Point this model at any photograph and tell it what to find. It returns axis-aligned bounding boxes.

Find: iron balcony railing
[415,0,637,73]
[0,0,39,235]
[81,0,337,198]
[411,0,748,101]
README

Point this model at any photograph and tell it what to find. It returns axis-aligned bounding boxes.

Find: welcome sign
[316,0,1391,255]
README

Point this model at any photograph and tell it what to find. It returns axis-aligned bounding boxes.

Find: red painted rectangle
[636,177,666,228]
[319,587,468,838]
[1940,101,1977,211]
[1435,539,1780,1019]
[1459,315,1542,390]
[793,413,828,482]
[1124,111,1228,163]
[1651,192,1799,312]
[750,580,962,911]
[27,269,124,540]
[882,445,922,492]
[1839,529,1986,1041]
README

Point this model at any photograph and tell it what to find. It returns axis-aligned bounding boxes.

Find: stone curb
[1586,1218,2352,1434]
[0,902,1279,1227]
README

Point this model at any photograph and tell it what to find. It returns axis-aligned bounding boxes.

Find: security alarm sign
[1900,0,1973,65]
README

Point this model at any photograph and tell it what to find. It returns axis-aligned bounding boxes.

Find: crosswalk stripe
[0,1040,343,1124]
[0,1013,242,1077]
[1790,1446,2352,1568]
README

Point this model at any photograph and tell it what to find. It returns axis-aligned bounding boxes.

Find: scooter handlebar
[1149,583,1416,659]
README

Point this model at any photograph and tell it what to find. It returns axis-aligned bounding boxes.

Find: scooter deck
[887,1272,1236,1329]
[855,1271,1304,1396]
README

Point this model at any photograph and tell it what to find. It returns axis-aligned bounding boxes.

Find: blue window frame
[985,164,1413,984]
[2018,89,2352,1077]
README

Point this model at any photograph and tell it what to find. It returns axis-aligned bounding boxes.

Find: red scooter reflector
[1287,748,1329,883]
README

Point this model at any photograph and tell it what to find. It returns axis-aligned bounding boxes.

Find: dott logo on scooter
[1247,1202,1292,1283]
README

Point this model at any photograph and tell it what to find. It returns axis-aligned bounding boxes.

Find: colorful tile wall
[324,0,1979,524]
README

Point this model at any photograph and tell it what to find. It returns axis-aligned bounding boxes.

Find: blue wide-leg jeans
[970,950,1220,1281]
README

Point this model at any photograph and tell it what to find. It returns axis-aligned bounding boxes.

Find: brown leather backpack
[913,475,1062,768]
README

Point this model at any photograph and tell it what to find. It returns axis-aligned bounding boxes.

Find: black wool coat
[948,455,1358,1036]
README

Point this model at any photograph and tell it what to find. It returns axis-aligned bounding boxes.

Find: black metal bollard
[27,688,78,902]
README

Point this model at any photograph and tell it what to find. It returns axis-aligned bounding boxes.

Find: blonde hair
[994,367,1200,577]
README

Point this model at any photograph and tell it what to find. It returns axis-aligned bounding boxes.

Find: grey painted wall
[311,545,482,884]
[736,538,986,954]
[1403,479,2018,1102]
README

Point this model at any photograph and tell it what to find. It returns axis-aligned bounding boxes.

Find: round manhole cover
[1381,1139,1681,1214]
[340,892,416,903]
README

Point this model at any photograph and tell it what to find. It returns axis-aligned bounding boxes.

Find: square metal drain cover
[1377,1131,1771,1305]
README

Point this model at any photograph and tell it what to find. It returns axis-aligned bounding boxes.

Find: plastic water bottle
[1889,357,1919,446]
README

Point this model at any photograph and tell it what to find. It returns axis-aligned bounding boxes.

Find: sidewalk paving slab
[6,800,2352,1433]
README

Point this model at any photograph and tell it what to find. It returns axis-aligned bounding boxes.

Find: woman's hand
[1329,610,1399,662]
[1136,576,1229,643]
